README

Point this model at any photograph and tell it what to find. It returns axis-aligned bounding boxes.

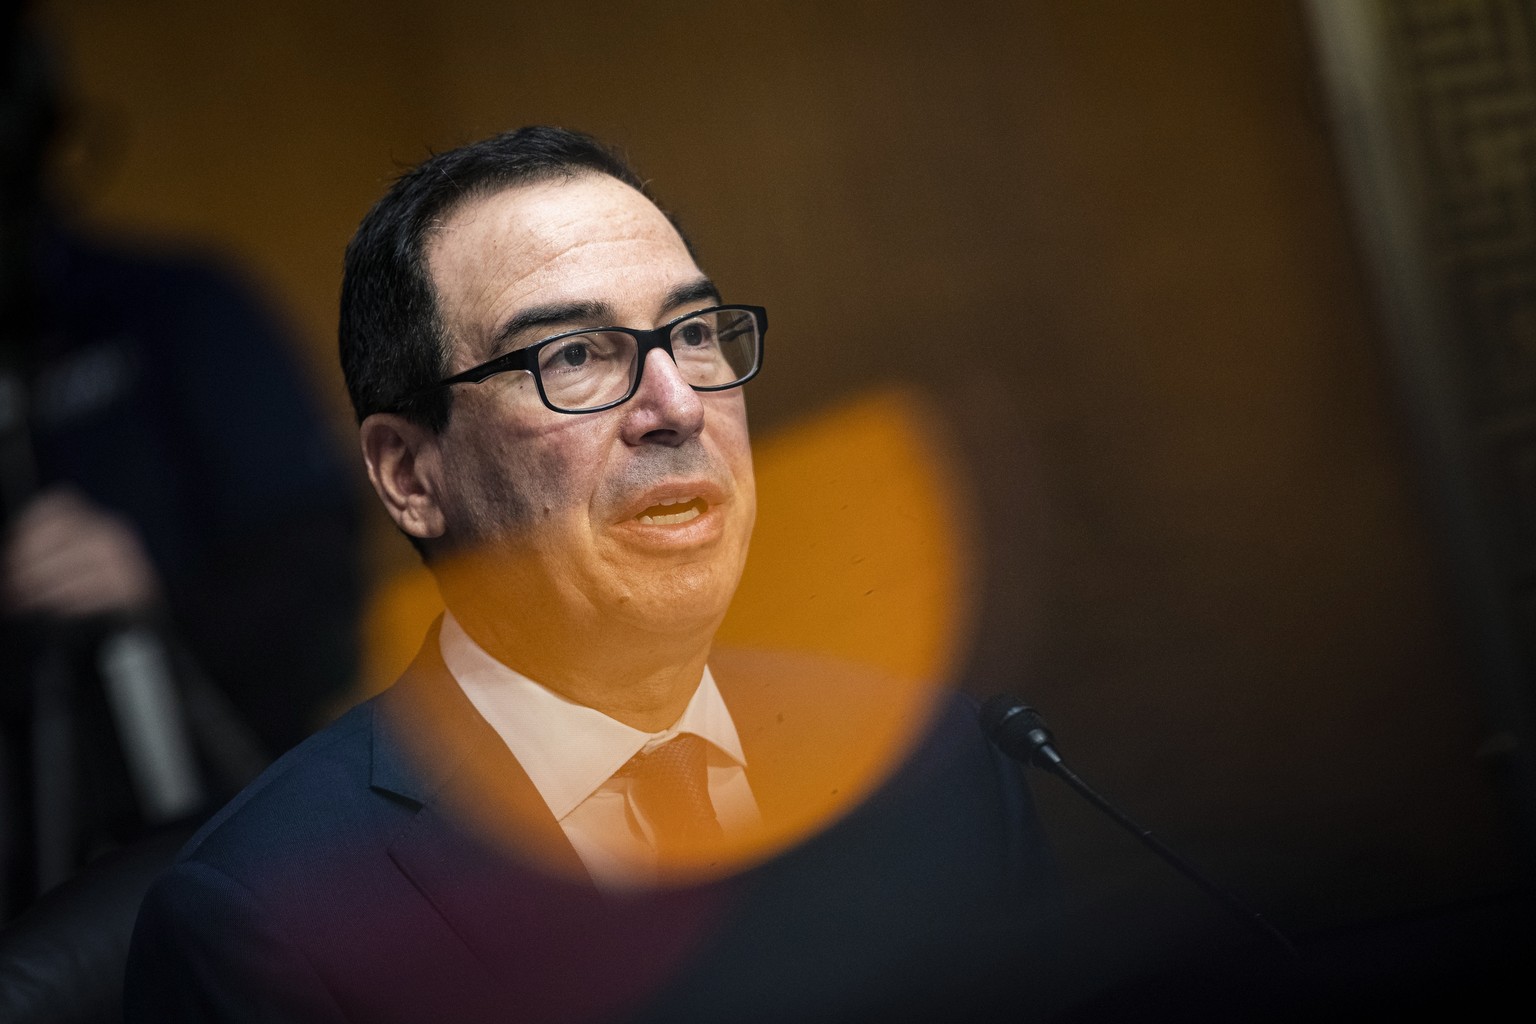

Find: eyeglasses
[409,304,767,415]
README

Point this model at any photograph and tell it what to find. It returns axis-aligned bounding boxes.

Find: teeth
[639,506,702,526]
[637,497,704,525]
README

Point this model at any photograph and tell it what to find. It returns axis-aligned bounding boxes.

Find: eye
[538,336,597,377]
[537,332,626,380]
[675,319,719,349]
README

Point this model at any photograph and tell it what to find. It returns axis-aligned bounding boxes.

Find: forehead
[425,174,701,361]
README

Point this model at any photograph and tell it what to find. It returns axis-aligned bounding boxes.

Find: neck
[448,604,712,732]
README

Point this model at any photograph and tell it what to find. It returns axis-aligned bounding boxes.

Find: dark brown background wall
[42,0,1526,1001]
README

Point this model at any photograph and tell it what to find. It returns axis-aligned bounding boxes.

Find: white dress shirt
[439,612,760,889]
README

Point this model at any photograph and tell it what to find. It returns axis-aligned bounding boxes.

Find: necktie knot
[615,734,722,856]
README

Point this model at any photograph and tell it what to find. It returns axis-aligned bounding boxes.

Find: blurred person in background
[0,10,362,920]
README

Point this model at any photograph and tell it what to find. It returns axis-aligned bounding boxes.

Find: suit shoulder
[177,699,382,874]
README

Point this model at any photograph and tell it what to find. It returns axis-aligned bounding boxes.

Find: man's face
[420,173,756,650]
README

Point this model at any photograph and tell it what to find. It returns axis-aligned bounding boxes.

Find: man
[126,127,1057,1022]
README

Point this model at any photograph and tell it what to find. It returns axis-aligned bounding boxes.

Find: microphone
[978,697,1064,770]
[980,695,1298,960]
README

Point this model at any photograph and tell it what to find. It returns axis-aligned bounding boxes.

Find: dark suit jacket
[125,632,1059,1023]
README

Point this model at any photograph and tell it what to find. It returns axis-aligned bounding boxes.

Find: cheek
[468,424,605,537]
[729,448,756,533]
[439,390,620,557]
[715,406,756,505]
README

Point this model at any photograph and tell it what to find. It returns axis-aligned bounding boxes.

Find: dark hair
[338,126,654,431]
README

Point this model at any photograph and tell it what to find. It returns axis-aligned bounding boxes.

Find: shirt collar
[438,611,747,821]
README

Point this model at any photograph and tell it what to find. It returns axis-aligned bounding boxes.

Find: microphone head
[978,694,1060,769]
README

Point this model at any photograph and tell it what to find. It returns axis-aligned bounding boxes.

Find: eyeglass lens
[536,308,759,412]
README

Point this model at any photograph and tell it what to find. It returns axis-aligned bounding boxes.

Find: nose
[619,347,705,446]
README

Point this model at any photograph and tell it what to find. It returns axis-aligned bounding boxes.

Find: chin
[612,562,740,634]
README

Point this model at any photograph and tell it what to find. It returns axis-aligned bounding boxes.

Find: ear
[359,413,447,541]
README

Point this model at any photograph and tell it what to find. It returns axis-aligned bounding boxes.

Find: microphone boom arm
[980,695,1299,960]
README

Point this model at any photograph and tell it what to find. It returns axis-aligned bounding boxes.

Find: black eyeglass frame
[405,303,767,415]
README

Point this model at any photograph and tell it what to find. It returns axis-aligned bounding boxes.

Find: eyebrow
[663,278,722,313]
[492,300,611,349]
[489,277,723,350]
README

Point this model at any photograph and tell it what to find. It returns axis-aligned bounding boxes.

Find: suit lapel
[369,624,591,944]
[367,626,737,1021]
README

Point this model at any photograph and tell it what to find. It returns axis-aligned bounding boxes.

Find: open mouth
[635,497,708,526]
